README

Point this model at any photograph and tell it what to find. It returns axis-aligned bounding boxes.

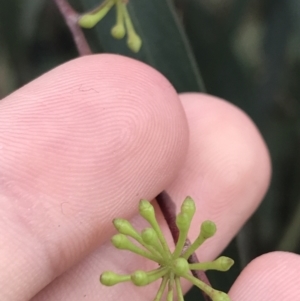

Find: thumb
[0,54,188,301]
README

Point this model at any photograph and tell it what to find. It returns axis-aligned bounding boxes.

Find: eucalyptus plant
[78,0,142,52]
[100,197,234,301]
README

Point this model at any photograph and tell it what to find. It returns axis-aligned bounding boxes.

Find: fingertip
[167,93,271,258]
[0,53,189,221]
[230,251,300,300]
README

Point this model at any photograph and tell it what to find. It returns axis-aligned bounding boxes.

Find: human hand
[0,54,298,301]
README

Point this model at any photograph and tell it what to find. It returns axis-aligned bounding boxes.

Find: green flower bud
[113,219,140,240]
[182,220,216,260]
[127,34,142,53]
[141,228,168,262]
[173,258,189,276]
[78,14,98,29]
[100,271,130,286]
[131,270,148,286]
[181,196,196,218]
[112,233,162,262]
[141,227,157,245]
[139,199,171,256]
[111,233,130,249]
[201,220,216,238]
[78,0,115,29]
[113,219,161,260]
[122,3,142,53]
[215,256,234,271]
[189,256,234,272]
[139,199,155,221]
[111,24,126,39]
[111,0,126,39]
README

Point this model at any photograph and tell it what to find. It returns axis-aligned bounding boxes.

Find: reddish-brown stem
[53,0,92,56]
[156,191,212,301]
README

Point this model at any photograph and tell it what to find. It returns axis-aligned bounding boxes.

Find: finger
[31,93,271,300]
[167,93,271,261]
[0,54,188,301]
[229,251,300,300]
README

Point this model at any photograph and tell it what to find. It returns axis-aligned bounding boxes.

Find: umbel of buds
[100,197,234,301]
[78,0,142,53]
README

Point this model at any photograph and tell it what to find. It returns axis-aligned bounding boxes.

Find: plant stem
[53,0,92,55]
[156,191,212,301]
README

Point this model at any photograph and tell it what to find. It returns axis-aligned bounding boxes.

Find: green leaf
[74,0,205,92]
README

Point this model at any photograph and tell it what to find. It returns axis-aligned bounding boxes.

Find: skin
[0,54,299,301]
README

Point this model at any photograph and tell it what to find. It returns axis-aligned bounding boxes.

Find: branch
[156,191,212,301]
[53,0,92,56]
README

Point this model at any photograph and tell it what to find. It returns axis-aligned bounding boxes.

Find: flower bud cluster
[100,196,234,301]
[78,0,142,52]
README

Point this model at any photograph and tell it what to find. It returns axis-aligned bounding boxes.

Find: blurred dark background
[1,0,300,299]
